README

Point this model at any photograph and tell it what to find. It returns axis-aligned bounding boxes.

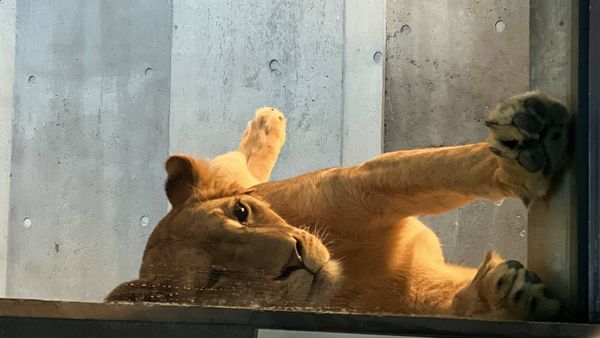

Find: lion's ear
[165,154,201,208]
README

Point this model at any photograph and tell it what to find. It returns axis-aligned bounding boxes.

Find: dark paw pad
[524,97,547,117]
[517,144,546,172]
[513,113,544,134]
[505,260,525,270]
[525,271,542,284]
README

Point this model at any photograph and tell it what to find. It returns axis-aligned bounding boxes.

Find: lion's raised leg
[212,107,286,188]
[238,107,286,182]
[450,251,562,320]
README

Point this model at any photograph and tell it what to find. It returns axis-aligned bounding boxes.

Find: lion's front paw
[477,252,563,321]
[486,91,570,176]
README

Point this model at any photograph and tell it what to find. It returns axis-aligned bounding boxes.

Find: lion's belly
[326,217,451,314]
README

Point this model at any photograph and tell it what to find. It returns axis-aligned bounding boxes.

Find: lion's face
[106,155,342,308]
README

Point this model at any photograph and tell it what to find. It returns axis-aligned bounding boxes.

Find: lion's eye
[233,201,249,223]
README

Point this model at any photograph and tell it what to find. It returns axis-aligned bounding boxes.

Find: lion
[106,91,570,321]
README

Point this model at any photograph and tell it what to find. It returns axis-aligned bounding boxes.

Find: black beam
[586,0,600,324]
[0,317,256,338]
[0,299,599,338]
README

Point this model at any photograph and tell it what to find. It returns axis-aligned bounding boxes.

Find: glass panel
[0,0,580,324]
[385,1,531,267]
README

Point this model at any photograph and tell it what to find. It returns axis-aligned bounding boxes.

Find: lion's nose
[284,237,304,268]
[291,237,304,263]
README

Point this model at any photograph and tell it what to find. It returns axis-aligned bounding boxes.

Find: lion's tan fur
[249,143,536,316]
[107,96,567,320]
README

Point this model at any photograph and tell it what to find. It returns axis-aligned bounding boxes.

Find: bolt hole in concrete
[140,215,150,227]
[23,218,32,228]
[144,67,153,77]
[27,75,36,86]
[495,19,506,32]
[373,51,383,64]
[400,24,411,35]
[269,59,280,72]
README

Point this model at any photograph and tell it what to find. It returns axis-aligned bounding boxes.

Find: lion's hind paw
[478,253,563,321]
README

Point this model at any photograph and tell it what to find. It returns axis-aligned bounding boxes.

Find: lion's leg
[336,91,570,218]
[386,219,561,320]
[391,218,477,314]
[404,253,562,320]
[349,218,478,315]
[212,107,286,188]
[238,107,286,182]
[256,92,569,228]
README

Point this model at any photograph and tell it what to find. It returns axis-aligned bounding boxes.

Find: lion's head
[106,154,342,308]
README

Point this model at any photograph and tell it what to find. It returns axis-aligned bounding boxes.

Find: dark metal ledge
[0,299,599,338]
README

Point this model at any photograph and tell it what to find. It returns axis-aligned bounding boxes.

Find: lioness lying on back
[107,92,569,321]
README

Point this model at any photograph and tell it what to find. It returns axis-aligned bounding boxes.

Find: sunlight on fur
[106,95,570,321]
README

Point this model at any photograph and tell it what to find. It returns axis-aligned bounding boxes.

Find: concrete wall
[0,0,17,297]
[384,0,529,266]
[6,0,173,301]
[170,0,384,178]
[342,0,385,165]
[169,0,346,178]
[528,0,579,309]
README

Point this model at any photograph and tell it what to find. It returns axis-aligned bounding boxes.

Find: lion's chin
[275,259,343,308]
[304,259,343,307]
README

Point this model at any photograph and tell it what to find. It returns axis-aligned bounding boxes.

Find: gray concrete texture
[527,0,578,308]
[0,0,17,296]
[341,0,385,166]
[7,0,173,301]
[384,0,530,266]
[170,0,346,179]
